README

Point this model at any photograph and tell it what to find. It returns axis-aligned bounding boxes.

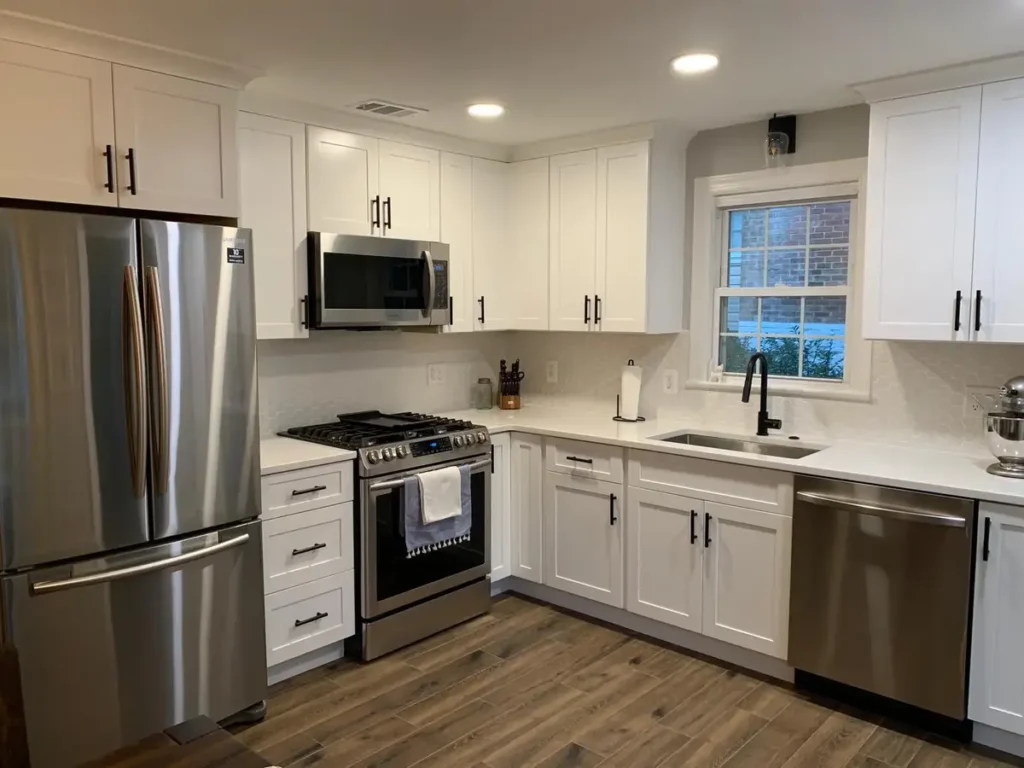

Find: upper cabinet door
[378,140,440,241]
[239,113,308,340]
[0,41,117,207]
[440,152,474,332]
[508,157,550,330]
[112,65,238,217]
[595,142,650,333]
[972,79,1024,343]
[471,157,510,330]
[307,127,379,236]
[862,87,981,341]
[549,150,597,331]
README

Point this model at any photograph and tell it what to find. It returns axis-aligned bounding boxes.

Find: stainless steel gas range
[281,411,491,660]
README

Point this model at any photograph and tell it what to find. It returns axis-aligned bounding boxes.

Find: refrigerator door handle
[145,267,169,495]
[122,266,147,498]
[30,533,251,595]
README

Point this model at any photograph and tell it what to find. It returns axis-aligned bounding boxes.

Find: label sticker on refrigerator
[226,246,245,264]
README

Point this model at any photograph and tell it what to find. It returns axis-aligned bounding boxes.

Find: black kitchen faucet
[741,352,782,437]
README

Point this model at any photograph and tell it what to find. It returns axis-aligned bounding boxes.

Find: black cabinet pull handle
[704,512,712,548]
[478,296,485,325]
[384,196,392,230]
[584,295,590,325]
[371,195,381,230]
[983,516,992,562]
[975,290,983,333]
[490,445,494,474]
[126,148,138,195]
[595,295,602,324]
[294,611,328,628]
[300,295,309,329]
[291,484,327,497]
[291,542,327,556]
[690,510,698,545]
[954,290,962,332]
[565,456,593,464]
[609,493,617,525]
[103,145,115,193]
[449,296,454,326]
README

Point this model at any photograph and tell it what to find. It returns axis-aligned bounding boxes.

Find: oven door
[309,232,449,328]
[362,455,489,619]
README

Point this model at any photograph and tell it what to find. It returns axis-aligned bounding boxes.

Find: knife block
[499,395,521,410]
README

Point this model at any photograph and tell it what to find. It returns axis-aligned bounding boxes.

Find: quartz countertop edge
[443,406,1024,507]
[260,436,356,475]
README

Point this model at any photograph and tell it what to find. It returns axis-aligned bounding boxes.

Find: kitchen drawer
[265,570,355,668]
[545,438,624,483]
[262,502,354,594]
[628,451,793,515]
[261,461,353,519]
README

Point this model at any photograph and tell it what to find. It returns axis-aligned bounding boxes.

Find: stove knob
[466,433,477,446]
[382,447,396,462]
[366,450,381,464]
[477,431,489,443]
[397,445,410,458]
[453,435,465,448]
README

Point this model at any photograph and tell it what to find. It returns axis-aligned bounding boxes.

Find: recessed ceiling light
[468,103,505,119]
[671,53,719,76]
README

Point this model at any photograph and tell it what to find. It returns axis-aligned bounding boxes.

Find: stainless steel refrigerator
[0,210,266,768]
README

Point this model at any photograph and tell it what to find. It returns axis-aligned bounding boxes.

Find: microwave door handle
[422,249,435,318]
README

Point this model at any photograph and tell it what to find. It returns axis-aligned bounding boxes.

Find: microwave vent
[349,100,427,119]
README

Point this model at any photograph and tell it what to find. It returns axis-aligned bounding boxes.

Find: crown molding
[852,51,1024,103]
[0,11,263,89]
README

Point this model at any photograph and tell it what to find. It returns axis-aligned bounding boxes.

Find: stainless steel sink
[658,432,822,459]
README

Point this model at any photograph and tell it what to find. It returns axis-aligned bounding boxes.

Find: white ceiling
[4,0,1024,145]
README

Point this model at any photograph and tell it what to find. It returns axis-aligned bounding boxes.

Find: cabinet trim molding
[853,52,1024,104]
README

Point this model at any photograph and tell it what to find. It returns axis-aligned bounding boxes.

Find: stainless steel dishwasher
[789,476,975,720]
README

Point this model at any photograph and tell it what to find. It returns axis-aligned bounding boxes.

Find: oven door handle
[369,458,491,492]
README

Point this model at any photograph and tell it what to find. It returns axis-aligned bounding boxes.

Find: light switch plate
[662,369,679,395]
[427,364,445,386]
[546,361,559,384]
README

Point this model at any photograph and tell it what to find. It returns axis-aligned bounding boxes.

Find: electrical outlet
[964,384,1000,417]
[662,369,679,395]
[546,361,559,384]
[427,364,445,386]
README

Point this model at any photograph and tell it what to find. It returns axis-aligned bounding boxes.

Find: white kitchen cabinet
[507,158,550,330]
[378,140,440,241]
[471,157,510,330]
[549,150,597,331]
[265,570,355,667]
[441,152,474,332]
[702,502,791,659]
[0,41,117,207]
[862,87,982,341]
[510,433,543,582]
[972,79,1024,343]
[626,488,703,633]
[489,433,512,582]
[112,65,238,217]
[543,473,623,607]
[307,127,379,235]
[969,504,1024,734]
[239,113,308,340]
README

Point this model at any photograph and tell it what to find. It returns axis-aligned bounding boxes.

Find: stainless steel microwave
[307,232,450,329]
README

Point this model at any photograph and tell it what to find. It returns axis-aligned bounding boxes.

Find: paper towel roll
[620,360,642,421]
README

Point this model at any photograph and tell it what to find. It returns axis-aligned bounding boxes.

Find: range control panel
[411,437,453,457]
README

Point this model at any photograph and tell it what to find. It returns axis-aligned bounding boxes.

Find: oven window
[374,471,486,602]
[323,251,426,310]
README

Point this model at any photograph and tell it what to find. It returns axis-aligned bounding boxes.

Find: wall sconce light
[766,113,796,168]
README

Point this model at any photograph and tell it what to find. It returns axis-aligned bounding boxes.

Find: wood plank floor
[231,596,1020,768]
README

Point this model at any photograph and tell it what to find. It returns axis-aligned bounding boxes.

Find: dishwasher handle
[796,491,966,528]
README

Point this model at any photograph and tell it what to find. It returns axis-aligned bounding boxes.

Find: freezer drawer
[0,520,266,768]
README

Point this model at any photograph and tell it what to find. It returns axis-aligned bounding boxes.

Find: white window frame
[688,158,872,402]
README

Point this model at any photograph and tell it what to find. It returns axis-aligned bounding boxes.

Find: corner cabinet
[489,433,512,582]
[864,78,1024,343]
[239,113,308,340]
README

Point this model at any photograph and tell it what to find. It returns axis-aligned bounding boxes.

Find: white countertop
[260,437,356,475]
[443,405,1024,507]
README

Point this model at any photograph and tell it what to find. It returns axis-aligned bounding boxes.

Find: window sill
[685,378,871,403]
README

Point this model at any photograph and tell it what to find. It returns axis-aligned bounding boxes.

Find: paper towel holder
[613,360,646,423]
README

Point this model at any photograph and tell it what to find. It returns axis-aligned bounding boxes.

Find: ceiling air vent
[349,100,427,119]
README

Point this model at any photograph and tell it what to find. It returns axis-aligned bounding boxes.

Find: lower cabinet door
[543,473,623,607]
[969,505,1024,734]
[702,502,791,659]
[490,433,512,581]
[511,434,544,582]
[265,570,355,667]
[626,488,703,632]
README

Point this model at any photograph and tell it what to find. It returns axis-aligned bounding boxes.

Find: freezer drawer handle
[295,611,329,628]
[291,485,327,497]
[796,491,966,528]
[292,542,327,557]
[30,534,250,595]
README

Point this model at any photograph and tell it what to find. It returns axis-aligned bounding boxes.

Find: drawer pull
[294,611,329,628]
[291,542,327,557]
[291,485,327,497]
[565,456,593,464]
